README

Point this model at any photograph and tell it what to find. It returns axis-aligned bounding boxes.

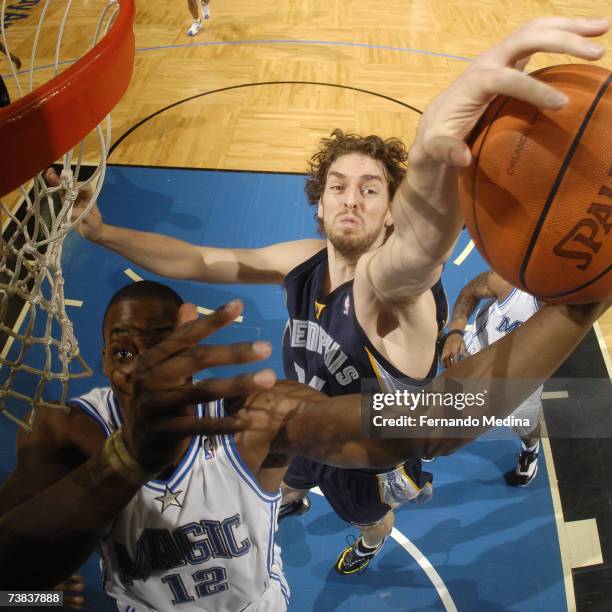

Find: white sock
[522,440,539,453]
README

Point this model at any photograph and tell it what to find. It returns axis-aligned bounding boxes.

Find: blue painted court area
[0,165,567,611]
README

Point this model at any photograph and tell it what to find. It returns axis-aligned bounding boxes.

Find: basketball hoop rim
[0,0,135,197]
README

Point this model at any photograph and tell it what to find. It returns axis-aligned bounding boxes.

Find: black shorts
[283,457,433,526]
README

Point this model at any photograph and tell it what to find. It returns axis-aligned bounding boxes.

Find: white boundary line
[593,321,612,377]
[539,418,576,612]
[453,239,474,266]
[311,487,457,611]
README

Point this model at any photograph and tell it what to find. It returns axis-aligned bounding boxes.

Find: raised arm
[440,271,513,367]
[360,17,609,302]
[0,302,275,589]
[269,300,609,467]
[47,168,322,284]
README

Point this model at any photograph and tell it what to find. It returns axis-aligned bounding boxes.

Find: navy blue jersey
[282,248,448,396]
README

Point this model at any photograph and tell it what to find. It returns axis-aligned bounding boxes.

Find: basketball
[459,64,611,304]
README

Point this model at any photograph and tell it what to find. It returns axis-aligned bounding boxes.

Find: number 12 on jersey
[162,568,228,604]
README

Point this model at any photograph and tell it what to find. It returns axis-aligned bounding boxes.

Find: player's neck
[325,244,358,294]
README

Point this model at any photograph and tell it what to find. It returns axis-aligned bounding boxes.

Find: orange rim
[0,0,135,197]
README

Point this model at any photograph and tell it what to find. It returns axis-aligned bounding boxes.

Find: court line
[311,487,457,611]
[452,239,475,266]
[108,81,423,158]
[137,40,472,63]
[593,321,612,377]
[123,268,244,323]
[1,40,471,79]
[539,420,576,612]
[541,390,569,400]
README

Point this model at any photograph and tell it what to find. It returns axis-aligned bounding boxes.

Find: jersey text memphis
[70,388,289,612]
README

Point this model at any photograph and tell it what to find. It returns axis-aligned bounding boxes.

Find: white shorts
[511,394,541,437]
[114,576,289,612]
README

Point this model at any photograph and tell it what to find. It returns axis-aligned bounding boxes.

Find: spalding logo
[553,166,612,271]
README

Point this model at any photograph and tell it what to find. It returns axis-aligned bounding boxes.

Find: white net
[0,0,122,429]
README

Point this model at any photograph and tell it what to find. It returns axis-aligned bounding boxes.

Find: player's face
[318,152,392,258]
[102,298,179,408]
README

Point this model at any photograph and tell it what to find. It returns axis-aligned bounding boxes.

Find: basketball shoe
[335,535,386,575]
[513,441,539,486]
[187,19,202,36]
[201,1,211,19]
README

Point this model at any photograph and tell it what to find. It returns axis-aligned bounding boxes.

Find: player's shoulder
[258,238,324,279]
[18,388,108,460]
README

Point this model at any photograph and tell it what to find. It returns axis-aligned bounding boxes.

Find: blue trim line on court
[136,39,472,63]
[1,39,470,78]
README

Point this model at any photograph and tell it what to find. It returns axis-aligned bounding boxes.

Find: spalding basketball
[459,64,611,304]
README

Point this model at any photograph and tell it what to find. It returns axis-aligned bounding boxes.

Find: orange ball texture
[459,64,611,304]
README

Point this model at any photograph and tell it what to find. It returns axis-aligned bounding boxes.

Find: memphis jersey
[464,288,542,405]
[282,248,449,395]
[69,388,289,612]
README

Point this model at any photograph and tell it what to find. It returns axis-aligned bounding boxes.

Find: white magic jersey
[69,387,289,612]
[464,288,541,435]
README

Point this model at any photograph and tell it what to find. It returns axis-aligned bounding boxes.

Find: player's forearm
[388,300,610,457]
[448,285,481,331]
[0,450,140,589]
[393,155,464,270]
[295,301,608,465]
[367,157,463,300]
[96,223,207,280]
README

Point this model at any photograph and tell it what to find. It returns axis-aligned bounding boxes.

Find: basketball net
[0,0,134,429]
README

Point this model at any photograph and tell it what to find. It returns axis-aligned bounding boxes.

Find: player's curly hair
[305,129,408,234]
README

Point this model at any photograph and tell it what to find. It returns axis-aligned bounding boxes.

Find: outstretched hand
[410,17,609,167]
[44,167,104,241]
[441,333,467,369]
[121,300,277,475]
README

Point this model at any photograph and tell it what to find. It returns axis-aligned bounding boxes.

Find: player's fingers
[139,300,244,367]
[472,66,572,110]
[143,369,277,415]
[423,133,472,167]
[526,16,609,36]
[43,167,61,188]
[144,341,273,387]
[177,302,199,326]
[479,17,608,67]
[53,575,83,591]
[62,595,85,609]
